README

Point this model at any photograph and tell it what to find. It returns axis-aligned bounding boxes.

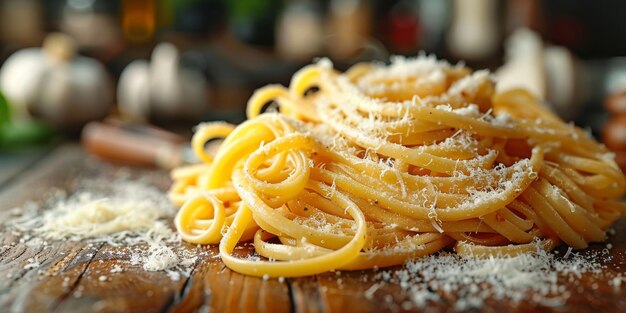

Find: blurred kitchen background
[2,0,626,168]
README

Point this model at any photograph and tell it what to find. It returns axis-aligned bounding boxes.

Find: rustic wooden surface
[0,146,52,189]
[0,143,625,313]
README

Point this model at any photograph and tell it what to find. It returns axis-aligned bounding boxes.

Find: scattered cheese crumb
[23,258,40,270]
[143,246,179,272]
[373,248,609,310]
[492,112,512,126]
[563,247,573,259]
[110,264,123,273]
[364,283,381,300]
[166,270,181,281]
[611,275,623,288]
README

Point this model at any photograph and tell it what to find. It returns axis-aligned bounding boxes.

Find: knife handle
[81,121,183,168]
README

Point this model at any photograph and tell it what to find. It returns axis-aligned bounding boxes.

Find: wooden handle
[605,91,626,115]
[104,117,185,144]
[81,121,183,168]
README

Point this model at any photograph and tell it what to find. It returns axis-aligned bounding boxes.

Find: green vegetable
[0,90,54,149]
[1,120,54,148]
[0,91,9,126]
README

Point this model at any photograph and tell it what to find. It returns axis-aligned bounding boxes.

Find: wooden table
[1,144,625,313]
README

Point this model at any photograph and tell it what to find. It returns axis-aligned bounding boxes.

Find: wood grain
[0,146,52,190]
[53,244,188,313]
[169,245,292,313]
[0,144,625,313]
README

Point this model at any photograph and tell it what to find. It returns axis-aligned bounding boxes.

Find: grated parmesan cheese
[369,246,616,310]
[448,70,493,96]
[10,179,176,245]
[110,264,123,273]
[23,257,40,270]
[142,245,179,272]
[492,112,513,126]
[6,178,199,280]
[452,104,481,117]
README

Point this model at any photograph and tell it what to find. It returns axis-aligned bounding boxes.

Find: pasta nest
[169,55,626,277]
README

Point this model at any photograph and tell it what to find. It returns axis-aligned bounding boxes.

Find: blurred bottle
[542,1,626,60]
[276,0,324,61]
[382,0,421,55]
[505,0,541,33]
[0,0,44,47]
[60,0,122,50]
[447,0,499,62]
[327,0,371,61]
[603,88,626,172]
[416,0,450,53]
[169,0,227,35]
[122,0,157,44]
[228,0,281,47]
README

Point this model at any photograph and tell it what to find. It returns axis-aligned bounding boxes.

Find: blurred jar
[327,0,372,60]
[447,0,500,62]
[276,0,324,61]
[0,0,44,47]
[229,0,281,47]
[121,0,156,44]
[416,0,450,53]
[383,0,421,55]
[60,0,122,49]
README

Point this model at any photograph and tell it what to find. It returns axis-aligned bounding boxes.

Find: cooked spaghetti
[169,55,626,278]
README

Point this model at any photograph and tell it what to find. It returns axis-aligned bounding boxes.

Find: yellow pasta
[170,55,626,278]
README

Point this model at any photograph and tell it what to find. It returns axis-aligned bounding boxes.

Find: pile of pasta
[169,56,626,278]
